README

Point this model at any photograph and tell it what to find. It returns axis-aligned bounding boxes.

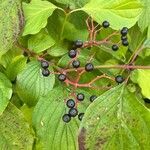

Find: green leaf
[81,0,143,30]
[48,42,68,57]
[32,86,90,150]
[131,69,150,99]
[143,39,150,48]
[0,47,22,68]
[129,25,146,52]
[148,26,150,38]
[16,61,55,106]
[138,0,150,32]
[54,0,89,8]
[5,55,27,81]
[79,84,150,149]
[0,0,24,57]
[23,0,58,36]
[0,73,12,115]
[28,29,55,53]
[0,103,34,149]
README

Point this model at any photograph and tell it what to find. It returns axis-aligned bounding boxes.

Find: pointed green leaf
[23,0,57,35]
[16,61,55,106]
[79,85,150,149]
[0,73,12,115]
[0,103,34,149]
[0,0,24,56]
[81,0,143,30]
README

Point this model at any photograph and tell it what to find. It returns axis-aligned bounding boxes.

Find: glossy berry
[74,40,83,48]
[72,60,80,68]
[85,63,94,72]
[62,114,71,123]
[68,49,77,58]
[121,35,127,41]
[42,69,50,77]
[77,93,85,101]
[115,75,124,84]
[69,108,78,117]
[122,40,129,46]
[144,98,150,103]
[78,113,84,121]
[58,74,66,82]
[66,99,75,108]
[41,60,49,69]
[112,45,119,51]
[102,21,110,28]
[90,95,97,102]
[121,27,128,36]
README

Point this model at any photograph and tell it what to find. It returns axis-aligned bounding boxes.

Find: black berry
[74,40,83,48]
[68,49,77,58]
[90,95,97,102]
[41,60,49,69]
[58,74,66,81]
[115,75,124,84]
[77,93,85,101]
[112,45,119,51]
[121,35,127,41]
[66,99,75,108]
[144,98,150,103]
[85,63,94,72]
[72,60,80,68]
[121,27,128,36]
[78,113,84,121]
[68,108,78,117]
[102,21,110,28]
[42,69,50,77]
[62,114,71,123]
[122,40,129,46]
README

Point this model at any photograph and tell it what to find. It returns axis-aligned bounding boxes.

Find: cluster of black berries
[111,27,129,51]
[120,27,129,46]
[68,40,83,69]
[62,93,98,123]
[68,40,95,72]
[62,93,85,123]
[102,21,129,51]
[41,60,50,77]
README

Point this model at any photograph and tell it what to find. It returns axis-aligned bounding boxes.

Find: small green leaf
[0,73,12,115]
[5,55,27,81]
[0,103,34,149]
[32,86,90,150]
[28,29,55,53]
[23,0,58,35]
[131,69,150,99]
[16,61,55,106]
[81,0,142,30]
[0,0,24,57]
[79,84,150,149]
